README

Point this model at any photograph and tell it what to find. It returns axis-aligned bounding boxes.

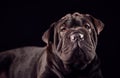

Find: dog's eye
[84,23,91,29]
[60,27,67,32]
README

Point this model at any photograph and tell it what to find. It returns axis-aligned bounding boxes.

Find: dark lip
[63,44,91,65]
[72,43,91,63]
[72,39,82,48]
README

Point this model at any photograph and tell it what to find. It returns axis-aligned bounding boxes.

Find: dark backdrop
[0,0,119,78]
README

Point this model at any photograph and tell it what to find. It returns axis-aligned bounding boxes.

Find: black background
[0,0,119,78]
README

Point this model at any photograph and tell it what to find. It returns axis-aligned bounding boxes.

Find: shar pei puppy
[0,12,104,78]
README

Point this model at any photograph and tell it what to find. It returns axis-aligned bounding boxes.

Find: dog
[0,12,104,78]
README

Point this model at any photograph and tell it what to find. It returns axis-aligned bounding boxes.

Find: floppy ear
[42,23,55,45]
[86,14,104,35]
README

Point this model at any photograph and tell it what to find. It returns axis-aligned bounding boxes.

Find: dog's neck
[39,45,101,78]
[47,51,101,77]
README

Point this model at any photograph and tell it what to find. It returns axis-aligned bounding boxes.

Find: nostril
[70,34,76,41]
[79,33,84,39]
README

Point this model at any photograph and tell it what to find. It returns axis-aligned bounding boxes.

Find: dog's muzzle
[70,32,84,42]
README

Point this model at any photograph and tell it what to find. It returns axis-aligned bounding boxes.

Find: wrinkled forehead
[55,13,91,28]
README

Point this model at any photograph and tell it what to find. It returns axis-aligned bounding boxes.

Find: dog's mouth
[71,38,84,49]
[61,45,93,69]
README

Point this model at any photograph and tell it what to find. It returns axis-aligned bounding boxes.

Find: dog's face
[42,12,104,69]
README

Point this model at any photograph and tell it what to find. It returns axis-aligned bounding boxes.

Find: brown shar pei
[0,12,104,78]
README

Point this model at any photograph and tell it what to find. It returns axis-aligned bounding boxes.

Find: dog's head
[42,12,104,69]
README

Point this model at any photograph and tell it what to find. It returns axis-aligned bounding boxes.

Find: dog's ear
[42,23,56,45]
[86,14,104,35]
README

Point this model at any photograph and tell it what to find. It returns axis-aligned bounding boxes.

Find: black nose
[70,32,84,42]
